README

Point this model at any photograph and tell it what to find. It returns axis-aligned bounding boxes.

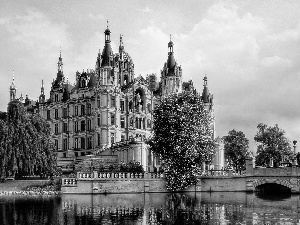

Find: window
[97,98,100,108]
[54,123,58,134]
[75,121,78,132]
[63,139,67,151]
[63,108,68,118]
[130,117,133,127]
[147,103,151,113]
[81,137,85,149]
[139,118,142,129]
[47,110,51,119]
[81,120,86,131]
[97,133,101,146]
[97,114,100,126]
[121,135,125,142]
[120,100,125,112]
[55,109,58,119]
[54,94,58,102]
[110,114,115,125]
[103,70,107,85]
[87,119,91,131]
[120,117,125,128]
[87,137,92,149]
[54,140,58,151]
[87,103,91,115]
[81,79,85,88]
[129,101,133,111]
[110,133,115,144]
[63,123,68,133]
[111,96,115,107]
[135,118,138,128]
[147,119,151,128]
[75,138,79,149]
[81,105,85,116]
[143,118,146,130]
[75,106,78,116]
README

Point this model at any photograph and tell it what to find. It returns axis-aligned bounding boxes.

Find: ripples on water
[0,192,300,224]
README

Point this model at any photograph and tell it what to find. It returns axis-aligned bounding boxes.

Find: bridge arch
[253,179,292,193]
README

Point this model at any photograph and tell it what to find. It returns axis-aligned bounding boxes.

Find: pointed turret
[10,70,17,101]
[202,75,209,103]
[56,48,64,82]
[167,34,175,75]
[39,79,45,103]
[101,21,112,67]
[119,34,124,53]
[161,36,182,96]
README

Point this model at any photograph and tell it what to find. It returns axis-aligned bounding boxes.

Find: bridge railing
[253,167,293,176]
[198,170,245,177]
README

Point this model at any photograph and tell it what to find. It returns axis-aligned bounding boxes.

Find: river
[0,192,299,224]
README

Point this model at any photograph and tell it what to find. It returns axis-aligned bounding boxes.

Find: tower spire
[102,22,112,67]
[202,74,209,103]
[10,70,17,101]
[39,79,45,103]
[57,49,63,73]
[168,34,174,54]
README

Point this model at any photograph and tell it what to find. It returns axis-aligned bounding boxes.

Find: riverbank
[0,179,61,196]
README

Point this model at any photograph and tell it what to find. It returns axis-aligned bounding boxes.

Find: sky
[0,0,300,152]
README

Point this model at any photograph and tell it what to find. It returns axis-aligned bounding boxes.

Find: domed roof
[101,40,112,67]
[105,27,111,34]
[167,53,175,75]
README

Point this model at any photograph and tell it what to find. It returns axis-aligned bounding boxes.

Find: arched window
[87,103,91,115]
[135,118,138,128]
[81,79,85,88]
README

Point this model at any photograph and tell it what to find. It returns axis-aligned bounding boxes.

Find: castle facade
[9,25,223,172]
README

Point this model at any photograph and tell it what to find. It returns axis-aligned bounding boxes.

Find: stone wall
[186,176,248,192]
[61,179,167,194]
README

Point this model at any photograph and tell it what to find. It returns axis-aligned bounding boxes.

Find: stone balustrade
[199,170,245,177]
[62,178,78,186]
[61,172,165,187]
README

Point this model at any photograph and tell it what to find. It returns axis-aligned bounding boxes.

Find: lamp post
[293,140,297,165]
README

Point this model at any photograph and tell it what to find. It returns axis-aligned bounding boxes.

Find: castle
[9,25,224,172]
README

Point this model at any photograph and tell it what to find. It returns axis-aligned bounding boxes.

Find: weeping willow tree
[0,100,56,178]
[148,92,215,191]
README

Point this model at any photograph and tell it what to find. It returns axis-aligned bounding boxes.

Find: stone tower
[161,35,182,96]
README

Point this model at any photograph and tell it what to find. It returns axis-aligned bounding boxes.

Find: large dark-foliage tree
[148,92,215,191]
[223,129,250,171]
[254,123,292,167]
[0,100,56,178]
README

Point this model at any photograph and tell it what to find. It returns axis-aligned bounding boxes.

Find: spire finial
[60,46,61,57]
[120,34,123,45]
[13,70,15,82]
[107,20,109,29]
[170,34,172,41]
[203,74,207,86]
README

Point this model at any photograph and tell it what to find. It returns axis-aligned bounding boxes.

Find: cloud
[0,8,72,104]
[132,2,300,149]
[261,55,292,68]
[137,7,150,13]
[87,13,104,21]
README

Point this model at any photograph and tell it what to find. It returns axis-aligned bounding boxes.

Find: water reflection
[1,192,300,224]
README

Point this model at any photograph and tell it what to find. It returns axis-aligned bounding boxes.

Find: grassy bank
[0,179,61,195]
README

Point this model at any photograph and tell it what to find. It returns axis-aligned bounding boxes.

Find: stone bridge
[245,160,300,193]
